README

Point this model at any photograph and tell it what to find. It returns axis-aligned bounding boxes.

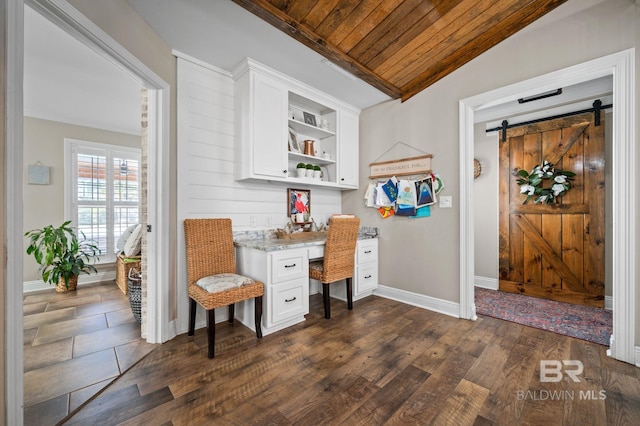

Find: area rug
[474,287,612,346]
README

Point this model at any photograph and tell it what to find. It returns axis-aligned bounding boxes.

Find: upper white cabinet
[234,59,360,190]
[234,68,289,180]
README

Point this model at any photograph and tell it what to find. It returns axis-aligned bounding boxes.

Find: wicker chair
[309,216,360,319]
[183,218,264,358]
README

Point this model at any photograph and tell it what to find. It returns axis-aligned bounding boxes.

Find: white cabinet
[235,238,377,335]
[354,239,378,297]
[233,58,360,190]
[236,246,310,335]
[337,110,359,188]
[235,67,289,180]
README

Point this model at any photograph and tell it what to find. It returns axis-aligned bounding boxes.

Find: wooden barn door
[498,112,605,308]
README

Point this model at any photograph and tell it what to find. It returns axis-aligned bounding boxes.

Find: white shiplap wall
[176,55,341,331]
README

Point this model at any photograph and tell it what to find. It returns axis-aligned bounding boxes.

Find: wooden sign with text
[369,154,433,179]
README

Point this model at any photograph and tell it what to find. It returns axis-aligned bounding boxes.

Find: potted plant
[296,162,307,178]
[313,165,322,179]
[25,221,101,292]
[305,163,314,177]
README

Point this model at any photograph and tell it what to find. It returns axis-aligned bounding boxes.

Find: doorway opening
[7,0,172,422]
[459,49,636,365]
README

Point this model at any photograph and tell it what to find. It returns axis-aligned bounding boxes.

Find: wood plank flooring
[63,294,640,425]
[23,281,157,425]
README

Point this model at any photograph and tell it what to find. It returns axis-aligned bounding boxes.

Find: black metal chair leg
[207,309,216,359]
[323,283,331,319]
[228,303,235,324]
[188,298,196,336]
[255,295,263,338]
[346,277,353,310]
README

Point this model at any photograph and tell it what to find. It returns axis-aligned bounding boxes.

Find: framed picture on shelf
[288,188,311,217]
[303,111,317,127]
[288,127,299,152]
[296,138,306,153]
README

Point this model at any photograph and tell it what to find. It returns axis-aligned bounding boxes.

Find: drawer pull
[284,263,296,268]
[364,275,372,279]
[364,250,372,254]
[285,297,297,303]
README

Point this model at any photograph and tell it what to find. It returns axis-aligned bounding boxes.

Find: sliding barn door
[498,112,605,308]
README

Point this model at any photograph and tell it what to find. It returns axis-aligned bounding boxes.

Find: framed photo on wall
[288,188,311,217]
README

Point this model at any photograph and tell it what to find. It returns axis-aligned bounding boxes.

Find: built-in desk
[234,235,378,336]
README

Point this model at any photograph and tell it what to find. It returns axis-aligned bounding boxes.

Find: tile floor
[23,280,157,425]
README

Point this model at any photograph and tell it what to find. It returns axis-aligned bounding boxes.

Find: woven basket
[116,253,141,294]
[128,267,142,324]
[56,275,78,293]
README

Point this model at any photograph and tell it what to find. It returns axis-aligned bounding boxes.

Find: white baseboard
[605,296,613,311]
[23,271,116,293]
[474,276,613,312]
[474,276,498,290]
[374,285,460,318]
[636,346,640,368]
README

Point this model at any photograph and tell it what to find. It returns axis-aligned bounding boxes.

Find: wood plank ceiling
[232,0,569,101]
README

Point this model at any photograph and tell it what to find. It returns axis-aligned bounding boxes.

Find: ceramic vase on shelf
[313,170,322,179]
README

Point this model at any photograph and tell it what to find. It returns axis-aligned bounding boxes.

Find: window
[65,139,141,263]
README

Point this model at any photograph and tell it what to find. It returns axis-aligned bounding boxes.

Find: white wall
[343,0,638,307]
[473,124,499,280]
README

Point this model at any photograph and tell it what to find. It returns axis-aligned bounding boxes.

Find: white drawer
[357,239,378,264]
[356,263,378,294]
[308,245,325,260]
[271,278,309,323]
[271,250,307,284]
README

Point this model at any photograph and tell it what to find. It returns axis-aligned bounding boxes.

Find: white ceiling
[24,6,144,136]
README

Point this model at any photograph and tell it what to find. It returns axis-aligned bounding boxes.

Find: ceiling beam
[231,0,403,100]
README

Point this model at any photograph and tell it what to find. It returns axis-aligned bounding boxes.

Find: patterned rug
[474,287,612,346]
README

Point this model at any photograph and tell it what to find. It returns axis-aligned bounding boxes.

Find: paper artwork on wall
[365,172,444,219]
[27,162,50,185]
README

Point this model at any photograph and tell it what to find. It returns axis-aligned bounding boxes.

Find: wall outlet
[439,195,452,208]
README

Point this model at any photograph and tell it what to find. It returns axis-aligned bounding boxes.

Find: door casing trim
[6,0,173,422]
[459,49,636,364]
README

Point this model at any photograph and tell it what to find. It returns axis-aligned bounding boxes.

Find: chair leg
[346,277,353,310]
[188,298,196,336]
[207,309,216,359]
[323,283,331,319]
[228,303,235,324]
[255,295,263,338]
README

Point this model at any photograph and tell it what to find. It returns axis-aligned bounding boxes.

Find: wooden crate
[116,253,141,294]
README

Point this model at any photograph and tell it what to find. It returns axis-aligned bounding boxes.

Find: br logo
[540,360,584,382]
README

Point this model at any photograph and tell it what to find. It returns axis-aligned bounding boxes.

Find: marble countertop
[234,234,329,252]
[234,233,377,252]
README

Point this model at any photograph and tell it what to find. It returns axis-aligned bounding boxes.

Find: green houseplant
[296,162,306,178]
[25,221,101,292]
[305,163,314,177]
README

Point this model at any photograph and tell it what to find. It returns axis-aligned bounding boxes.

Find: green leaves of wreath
[516,160,576,204]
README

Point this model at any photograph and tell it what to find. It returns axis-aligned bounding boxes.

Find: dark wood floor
[62,293,640,425]
[23,281,156,425]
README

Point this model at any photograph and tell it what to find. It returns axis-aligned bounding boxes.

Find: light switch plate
[439,195,452,208]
